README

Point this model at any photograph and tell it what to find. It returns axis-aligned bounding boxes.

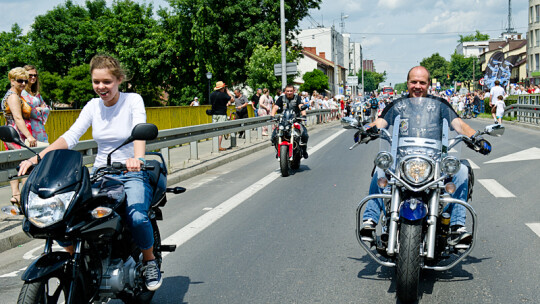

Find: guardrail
[504,95,540,124]
[0,109,336,182]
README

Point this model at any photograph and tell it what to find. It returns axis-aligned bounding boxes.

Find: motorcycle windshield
[378,97,462,163]
[27,149,85,198]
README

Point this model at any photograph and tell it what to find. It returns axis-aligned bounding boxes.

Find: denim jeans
[58,170,154,250]
[363,165,468,227]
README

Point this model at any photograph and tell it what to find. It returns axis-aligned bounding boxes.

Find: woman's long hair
[23,65,40,96]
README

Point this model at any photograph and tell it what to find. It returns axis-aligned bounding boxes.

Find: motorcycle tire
[396,220,422,303]
[291,150,301,170]
[279,145,289,177]
[18,275,71,304]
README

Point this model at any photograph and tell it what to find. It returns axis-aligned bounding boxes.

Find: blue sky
[1,0,528,86]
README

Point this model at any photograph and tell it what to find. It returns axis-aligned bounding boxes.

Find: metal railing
[0,109,337,182]
[504,94,540,124]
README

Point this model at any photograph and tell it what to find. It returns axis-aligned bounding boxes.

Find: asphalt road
[0,119,539,303]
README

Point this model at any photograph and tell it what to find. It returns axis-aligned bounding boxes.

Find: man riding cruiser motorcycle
[359,66,492,246]
[271,84,309,159]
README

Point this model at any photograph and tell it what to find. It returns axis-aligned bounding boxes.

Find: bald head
[407,66,430,98]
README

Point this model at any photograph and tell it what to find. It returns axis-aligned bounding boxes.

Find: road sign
[346,76,358,86]
[274,62,297,76]
[479,78,485,86]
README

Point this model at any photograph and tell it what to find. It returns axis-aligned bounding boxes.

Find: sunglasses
[28,74,38,78]
[16,79,28,84]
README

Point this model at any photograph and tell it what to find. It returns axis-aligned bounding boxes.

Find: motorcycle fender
[21,252,72,282]
[278,142,293,158]
[399,199,428,221]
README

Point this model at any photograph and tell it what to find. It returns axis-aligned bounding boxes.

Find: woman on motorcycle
[17,55,162,291]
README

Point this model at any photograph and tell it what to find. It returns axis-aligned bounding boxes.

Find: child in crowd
[495,95,506,124]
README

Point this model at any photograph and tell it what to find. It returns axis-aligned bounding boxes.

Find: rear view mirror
[0,126,24,146]
[484,124,505,137]
[341,117,358,129]
[131,123,158,141]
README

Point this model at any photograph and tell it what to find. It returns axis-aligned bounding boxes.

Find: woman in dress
[258,88,273,136]
[21,65,50,143]
[1,67,37,207]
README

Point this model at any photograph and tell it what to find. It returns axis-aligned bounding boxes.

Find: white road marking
[478,179,516,198]
[485,147,540,164]
[467,159,480,169]
[526,223,540,238]
[161,129,346,257]
[23,244,65,260]
[0,267,27,278]
[202,207,213,211]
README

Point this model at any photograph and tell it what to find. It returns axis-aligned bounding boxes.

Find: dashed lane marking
[526,223,540,238]
[485,147,540,164]
[161,129,346,258]
[478,179,516,198]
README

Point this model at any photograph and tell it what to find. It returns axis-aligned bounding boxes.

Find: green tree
[420,53,449,86]
[299,69,328,93]
[458,30,489,43]
[394,82,407,94]
[359,70,386,93]
[246,44,299,93]
[448,51,483,89]
[0,24,35,90]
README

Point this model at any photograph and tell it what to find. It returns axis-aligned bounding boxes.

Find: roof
[301,49,335,67]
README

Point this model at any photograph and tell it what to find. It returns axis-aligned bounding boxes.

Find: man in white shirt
[489,80,505,123]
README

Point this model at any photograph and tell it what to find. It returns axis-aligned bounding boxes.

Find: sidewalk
[0,121,339,253]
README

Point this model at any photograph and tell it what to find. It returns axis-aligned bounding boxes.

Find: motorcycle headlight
[441,156,461,175]
[374,152,393,170]
[279,125,284,130]
[401,157,433,185]
[27,191,75,228]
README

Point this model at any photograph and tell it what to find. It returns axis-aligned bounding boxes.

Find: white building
[456,41,489,58]
[529,0,540,84]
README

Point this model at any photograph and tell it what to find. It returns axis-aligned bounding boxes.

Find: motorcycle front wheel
[279,145,289,177]
[18,275,70,304]
[396,220,422,303]
[291,149,301,170]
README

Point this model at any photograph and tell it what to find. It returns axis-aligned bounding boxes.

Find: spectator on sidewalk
[1,67,36,209]
[489,80,505,124]
[495,94,506,124]
[22,65,49,145]
[251,88,261,117]
[258,88,273,136]
[234,89,249,138]
[190,97,199,106]
[210,81,234,151]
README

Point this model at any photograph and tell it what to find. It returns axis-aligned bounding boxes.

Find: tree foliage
[0,0,321,107]
[299,69,329,93]
[359,70,386,93]
[420,53,449,86]
[246,44,299,94]
[458,30,489,43]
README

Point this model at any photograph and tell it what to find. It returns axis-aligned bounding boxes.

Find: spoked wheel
[18,276,70,304]
[396,220,422,303]
[279,145,290,177]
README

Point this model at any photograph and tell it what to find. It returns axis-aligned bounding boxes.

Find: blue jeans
[363,165,468,227]
[58,170,154,250]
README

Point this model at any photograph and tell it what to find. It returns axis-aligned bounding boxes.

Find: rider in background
[271,84,309,159]
[359,66,492,246]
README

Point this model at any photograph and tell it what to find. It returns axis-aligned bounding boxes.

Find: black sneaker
[360,219,376,242]
[448,225,472,246]
[143,260,162,291]
[301,145,308,159]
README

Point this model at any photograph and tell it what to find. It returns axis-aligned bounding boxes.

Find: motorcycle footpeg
[160,244,177,252]
[166,187,186,194]
[454,244,471,250]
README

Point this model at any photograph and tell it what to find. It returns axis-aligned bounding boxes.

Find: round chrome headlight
[375,152,393,170]
[401,157,433,185]
[279,125,284,130]
[27,191,75,228]
[441,156,461,175]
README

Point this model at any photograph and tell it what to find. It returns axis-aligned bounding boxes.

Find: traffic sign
[274,62,297,76]
[346,76,358,86]
[479,78,485,86]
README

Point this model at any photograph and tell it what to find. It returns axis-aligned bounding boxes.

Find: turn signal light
[1,206,20,216]
[91,207,113,219]
[377,177,388,188]
[445,182,456,194]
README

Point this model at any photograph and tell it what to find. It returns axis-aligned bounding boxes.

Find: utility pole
[332,25,338,96]
[472,56,476,91]
[360,44,364,98]
[280,0,287,89]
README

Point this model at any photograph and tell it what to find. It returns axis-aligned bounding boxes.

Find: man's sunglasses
[16,79,28,84]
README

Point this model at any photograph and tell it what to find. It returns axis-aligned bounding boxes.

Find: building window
[532,6,534,24]
[536,54,539,71]
[536,30,540,47]
[537,5,540,22]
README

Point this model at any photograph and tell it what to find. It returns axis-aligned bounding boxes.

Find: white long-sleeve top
[61,92,146,168]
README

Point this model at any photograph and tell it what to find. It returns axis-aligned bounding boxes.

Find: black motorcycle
[0,123,184,304]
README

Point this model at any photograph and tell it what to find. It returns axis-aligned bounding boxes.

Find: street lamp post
[206,72,212,103]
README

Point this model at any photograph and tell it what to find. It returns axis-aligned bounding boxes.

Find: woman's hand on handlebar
[125,157,142,172]
[18,158,36,176]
